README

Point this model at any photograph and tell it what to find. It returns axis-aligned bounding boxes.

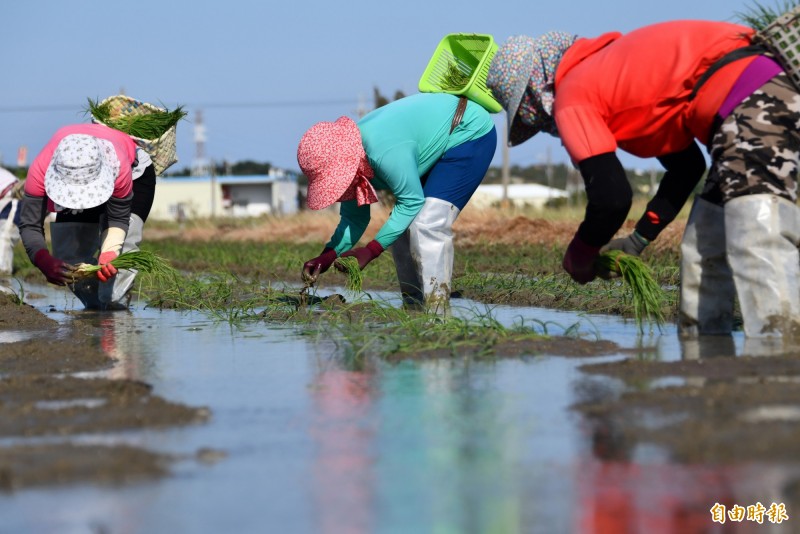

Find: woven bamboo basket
[755,5,800,89]
[93,95,178,176]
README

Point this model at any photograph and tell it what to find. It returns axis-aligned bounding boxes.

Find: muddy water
[0,286,797,533]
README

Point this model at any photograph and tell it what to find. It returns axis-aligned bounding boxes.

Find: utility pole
[192,109,209,176]
[210,159,217,220]
[501,121,510,208]
[650,168,658,194]
[355,94,368,119]
[545,145,553,198]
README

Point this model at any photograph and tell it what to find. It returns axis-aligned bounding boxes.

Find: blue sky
[1,0,761,175]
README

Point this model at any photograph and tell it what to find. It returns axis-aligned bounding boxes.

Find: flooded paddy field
[0,276,798,533]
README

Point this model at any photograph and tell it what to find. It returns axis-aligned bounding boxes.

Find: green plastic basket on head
[418,33,503,113]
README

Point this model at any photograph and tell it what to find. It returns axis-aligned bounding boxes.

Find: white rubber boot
[390,229,424,309]
[408,197,460,315]
[678,197,736,336]
[725,194,800,339]
[50,222,101,309]
[99,214,143,309]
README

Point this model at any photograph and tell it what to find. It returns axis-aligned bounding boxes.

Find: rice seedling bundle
[736,0,799,30]
[438,61,471,92]
[596,250,665,331]
[69,250,176,280]
[86,98,186,140]
[334,256,363,293]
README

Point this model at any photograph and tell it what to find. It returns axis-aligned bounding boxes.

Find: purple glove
[33,249,72,286]
[563,235,601,284]
[302,247,337,283]
[337,240,384,270]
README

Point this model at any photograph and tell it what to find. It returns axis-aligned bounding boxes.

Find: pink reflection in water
[310,367,377,534]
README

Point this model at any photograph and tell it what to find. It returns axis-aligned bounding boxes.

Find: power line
[0,98,358,114]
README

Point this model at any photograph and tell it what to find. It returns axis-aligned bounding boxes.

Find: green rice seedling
[596,250,666,332]
[438,61,471,91]
[69,250,177,280]
[334,256,363,293]
[85,98,187,139]
[735,0,799,30]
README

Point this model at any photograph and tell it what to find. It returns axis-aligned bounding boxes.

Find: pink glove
[338,240,384,270]
[563,235,601,284]
[33,249,71,285]
[302,248,337,282]
[97,251,119,282]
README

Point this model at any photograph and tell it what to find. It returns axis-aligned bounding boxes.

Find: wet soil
[0,444,171,491]
[384,337,622,361]
[0,291,213,490]
[575,352,800,464]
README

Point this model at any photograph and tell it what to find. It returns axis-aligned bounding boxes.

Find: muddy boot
[678,197,736,337]
[99,214,143,310]
[725,194,800,339]
[408,197,460,316]
[390,229,424,310]
[50,222,101,309]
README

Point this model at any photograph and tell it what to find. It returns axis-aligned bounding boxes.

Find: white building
[149,169,299,221]
[470,183,569,209]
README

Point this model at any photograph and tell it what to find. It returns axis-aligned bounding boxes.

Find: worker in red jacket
[488,20,800,343]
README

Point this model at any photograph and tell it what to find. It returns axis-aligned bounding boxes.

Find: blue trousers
[421,127,497,210]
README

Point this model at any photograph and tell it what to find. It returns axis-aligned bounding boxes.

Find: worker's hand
[337,240,384,270]
[601,231,649,256]
[563,235,601,284]
[597,232,649,280]
[302,248,337,284]
[97,251,119,282]
[32,249,72,286]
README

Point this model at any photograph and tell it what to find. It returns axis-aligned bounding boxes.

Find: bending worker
[18,123,156,309]
[0,168,22,275]
[487,21,800,340]
[298,92,496,313]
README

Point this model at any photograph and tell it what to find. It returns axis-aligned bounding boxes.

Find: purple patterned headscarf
[487,31,577,146]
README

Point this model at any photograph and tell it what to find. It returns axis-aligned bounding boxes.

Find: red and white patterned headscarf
[297,116,378,210]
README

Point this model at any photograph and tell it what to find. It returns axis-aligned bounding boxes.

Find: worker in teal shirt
[299,92,496,312]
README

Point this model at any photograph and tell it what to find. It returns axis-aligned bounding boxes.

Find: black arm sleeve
[635,141,706,241]
[18,193,50,261]
[131,164,156,222]
[576,152,633,247]
[104,193,133,233]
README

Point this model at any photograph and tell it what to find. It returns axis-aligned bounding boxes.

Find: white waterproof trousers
[679,194,800,341]
[391,197,460,314]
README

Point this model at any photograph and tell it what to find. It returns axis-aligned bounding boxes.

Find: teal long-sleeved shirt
[325,93,495,254]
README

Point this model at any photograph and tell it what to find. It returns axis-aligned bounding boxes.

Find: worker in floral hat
[18,122,156,309]
[298,92,496,313]
[487,21,800,342]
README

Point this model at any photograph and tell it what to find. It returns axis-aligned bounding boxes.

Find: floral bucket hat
[297,116,378,210]
[44,134,119,210]
[487,32,577,146]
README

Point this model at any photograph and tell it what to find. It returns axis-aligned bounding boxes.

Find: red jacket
[554,20,756,162]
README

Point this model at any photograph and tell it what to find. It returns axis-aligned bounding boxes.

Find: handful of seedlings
[334,256,363,293]
[68,250,177,281]
[596,250,666,331]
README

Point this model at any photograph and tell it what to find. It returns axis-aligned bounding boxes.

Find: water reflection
[1,285,797,533]
[310,364,377,534]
